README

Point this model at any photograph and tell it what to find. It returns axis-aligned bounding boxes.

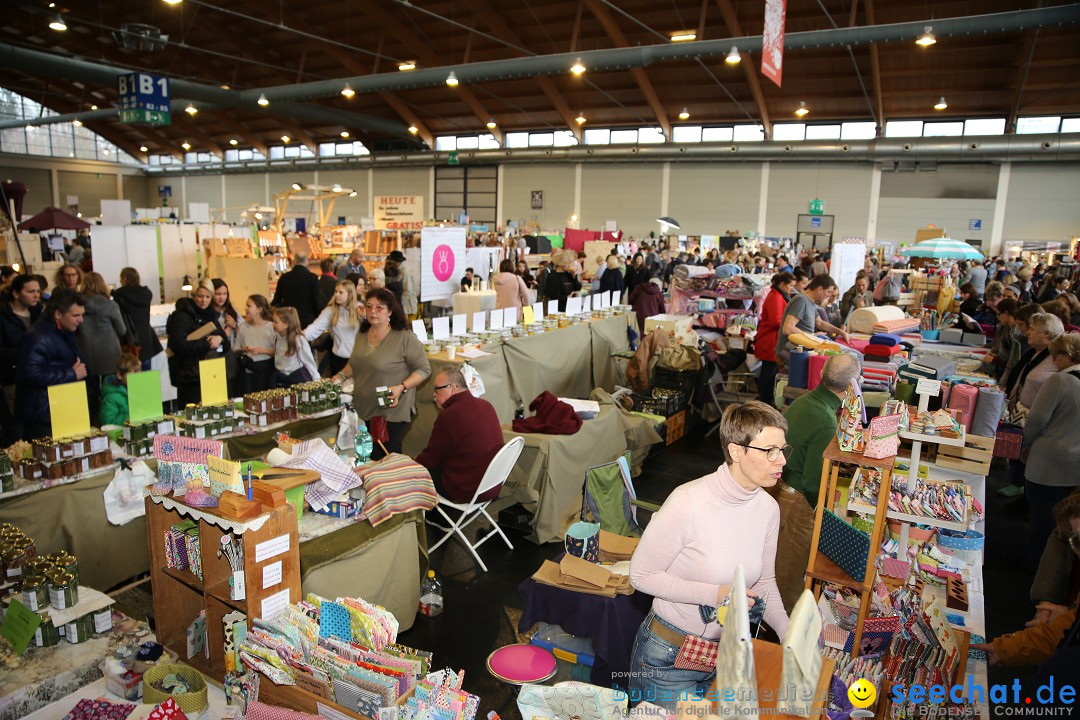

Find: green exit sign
[809,198,825,215]
[119,109,171,127]
[447,151,460,166]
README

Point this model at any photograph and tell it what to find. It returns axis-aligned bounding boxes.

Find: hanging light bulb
[408,125,419,135]
[229,138,238,145]
[340,84,355,98]
[257,94,269,107]
[725,46,741,64]
[281,134,291,143]
[934,96,948,110]
[340,131,350,138]
[181,275,193,292]
[184,103,198,116]
[445,71,459,87]
[49,13,67,31]
[916,26,936,47]
[398,61,416,71]
[486,119,497,129]
[72,119,83,127]
[90,104,98,110]
[291,182,303,190]
[794,101,809,117]
[678,107,690,120]
[575,112,587,125]
[570,59,586,76]
[181,141,191,150]
[139,145,148,152]
[163,0,183,5]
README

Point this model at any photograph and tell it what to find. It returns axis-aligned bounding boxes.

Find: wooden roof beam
[584,0,672,139]
[379,94,434,149]
[1007,30,1040,133]
[713,0,772,138]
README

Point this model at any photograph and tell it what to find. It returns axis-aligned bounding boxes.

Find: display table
[223,407,342,460]
[589,315,631,391]
[518,574,652,688]
[502,322,596,405]
[298,510,427,632]
[500,402,662,543]
[453,291,497,326]
[22,675,229,720]
[0,612,152,720]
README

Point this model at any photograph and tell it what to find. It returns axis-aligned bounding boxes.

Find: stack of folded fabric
[897,355,958,384]
[864,333,906,361]
[872,317,921,334]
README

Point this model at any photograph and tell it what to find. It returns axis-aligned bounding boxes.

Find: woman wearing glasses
[333,288,430,459]
[628,400,791,706]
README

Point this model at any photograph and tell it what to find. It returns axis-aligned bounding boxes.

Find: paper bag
[777,590,823,716]
[714,565,758,714]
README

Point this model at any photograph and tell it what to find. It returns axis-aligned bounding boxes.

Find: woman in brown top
[334,288,430,459]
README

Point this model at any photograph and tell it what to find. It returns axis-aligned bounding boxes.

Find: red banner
[761,0,787,87]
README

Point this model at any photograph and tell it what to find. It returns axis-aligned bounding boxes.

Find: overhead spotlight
[332,184,344,194]
[934,96,948,110]
[291,182,303,190]
[48,2,55,6]
[340,84,355,98]
[669,31,696,42]
[181,275,193,292]
[254,212,262,220]
[90,104,98,110]
[281,134,291,143]
[445,71,459,87]
[408,125,419,135]
[795,101,809,117]
[398,61,416,71]
[184,102,198,116]
[139,145,148,152]
[575,112,586,125]
[219,84,230,90]
[725,46,742,64]
[340,131,350,138]
[570,214,578,223]
[49,13,67,31]
[486,119,497,129]
[163,0,183,5]
[348,191,358,197]
[656,216,681,230]
[181,141,191,150]
[916,26,936,47]
[678,107,690,120]
[570,59,586,76]
[72,119,83,127]
[257,93,269,107]
[229,138,238,145]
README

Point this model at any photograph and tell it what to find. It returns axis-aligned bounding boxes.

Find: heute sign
[374,196,424,230]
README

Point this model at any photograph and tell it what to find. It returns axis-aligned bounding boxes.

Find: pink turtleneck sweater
[630,463,789,641]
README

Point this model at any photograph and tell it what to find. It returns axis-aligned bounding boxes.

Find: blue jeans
[628,612,714,708]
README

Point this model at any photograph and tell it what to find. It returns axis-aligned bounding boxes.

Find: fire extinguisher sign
[420,225,466,302]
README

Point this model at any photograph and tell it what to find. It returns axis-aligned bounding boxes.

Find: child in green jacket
[99,353,142,426]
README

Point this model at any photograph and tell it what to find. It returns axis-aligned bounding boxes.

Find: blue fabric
[628,612,713,708]
[788,349,810,389]
[869,333,901,347]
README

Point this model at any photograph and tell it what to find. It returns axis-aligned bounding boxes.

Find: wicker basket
[142,663,208,716]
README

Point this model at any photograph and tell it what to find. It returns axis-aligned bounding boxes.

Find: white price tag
[411,319,428,342]
[916,379,942,397]
[451,314,466,336]
[254,534,290,563]
[432,317,450,340]
[317,703,354,720]
[262,561,282,589]
[260,588,290,621]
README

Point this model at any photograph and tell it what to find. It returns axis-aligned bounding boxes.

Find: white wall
[764,163,874,241]
[580,164,663,237]
[667,163,762,237]
[502,163,576,231]
[876,197,996,248]
[1001,163,1080,242]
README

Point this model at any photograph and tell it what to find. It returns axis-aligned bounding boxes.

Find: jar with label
[3,547,27,588]
[65,614,93,643]
[50,551,78,584]
[21,576,48,611]
[93,608,114,634]
[25,556,54,580]
[49,572,79,610]
[35,614,61,647]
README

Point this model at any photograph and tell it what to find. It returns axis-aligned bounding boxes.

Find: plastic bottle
[354,420,373,465]
[419,569,444,617]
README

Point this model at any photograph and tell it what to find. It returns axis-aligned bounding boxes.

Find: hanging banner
[117,72,171,126]
[761,0,787,87]
[420,226,466,302]
[374,196,424,230]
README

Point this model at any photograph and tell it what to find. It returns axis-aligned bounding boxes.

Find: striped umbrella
[900,237,984,261]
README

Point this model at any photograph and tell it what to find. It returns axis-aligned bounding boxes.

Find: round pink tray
[486,644,557,685]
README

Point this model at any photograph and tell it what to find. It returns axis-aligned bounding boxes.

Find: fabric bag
[518,682,626,720]
[104,459,155,525]
[993,422,1024,459]
[564,521,600,562]
[863,412,901,459]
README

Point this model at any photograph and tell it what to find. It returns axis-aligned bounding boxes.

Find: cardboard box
[644,313,696,346]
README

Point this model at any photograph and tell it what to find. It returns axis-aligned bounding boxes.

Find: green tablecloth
[224,409,342,460]
[589,315,631,391]
[502,322,595,406]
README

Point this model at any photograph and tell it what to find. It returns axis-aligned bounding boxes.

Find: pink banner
[562,228,598,252]
[761,0,786,87]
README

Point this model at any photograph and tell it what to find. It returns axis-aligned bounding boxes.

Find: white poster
[374,195,424,231]
[188,202,210,224]
[829,240,866,302]
[101,199,132,227]
[420,226,466,302]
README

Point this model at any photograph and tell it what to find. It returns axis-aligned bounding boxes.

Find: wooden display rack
[144,494,378,720]
[804,437,894,658]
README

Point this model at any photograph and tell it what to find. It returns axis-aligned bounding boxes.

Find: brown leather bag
[626,328,669,393]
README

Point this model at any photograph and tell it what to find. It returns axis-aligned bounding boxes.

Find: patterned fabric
[355,453,436,526]
[146,698,187,720]
[672,633,719,671]
[283,439,359,512]
[244,701,322,720]
[820,510,871,583]
[319,601,352,641]
[64,698,137,720]
[153,435,223,464]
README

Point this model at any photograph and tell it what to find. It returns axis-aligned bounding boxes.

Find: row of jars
[181,402,237,421]
[122,416,178,443]
[16,450,113,482]
[31,431,110,464]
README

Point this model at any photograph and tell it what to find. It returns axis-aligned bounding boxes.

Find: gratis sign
[117,73,171,126]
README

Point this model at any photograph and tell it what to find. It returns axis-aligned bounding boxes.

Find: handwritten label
[254,533,290,563]
[260,588,290,621]
[317,702,354,720]
[916,379,942,397]
[262,561,282,589]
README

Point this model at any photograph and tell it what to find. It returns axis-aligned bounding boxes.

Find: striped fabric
[356,453,436,526]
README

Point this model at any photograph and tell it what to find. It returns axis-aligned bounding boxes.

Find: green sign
[447,151,460,166]
[809,198,825,215]
[1,600,42,655]
[119,109,171,126]
[128,370,163,424]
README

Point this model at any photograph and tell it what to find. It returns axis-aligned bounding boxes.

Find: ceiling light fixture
[291,182,303,190]
[181,275,193,292]
[678,107,690,120]
[229,138,238,145]
[348,190,358,197]
[281,135,291,144]
[257,93,269,107]
[219,84,230,90]
[795,101,809,117]
[90,104,98,110]
[181,141,191,150]
[332,184,343,192]
[72,119,82,127]
[445,71,459,87]
[408,125,419,135]
[725,46,742,64]
[184,103,197,116]
[670,31,696,42]
[340,84,355,98]
[570,59,586,76]
[340,131,350,138]
[486,119,497,129]
[48,13,67,31]
[575,112,586,125]
[139,145,148,152]
[916,26,936,47]
[656,216,681,230]
[163,0,183,5]
[398,61,416,71]
[934,96,948,110]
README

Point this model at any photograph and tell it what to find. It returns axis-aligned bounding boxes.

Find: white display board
[188,202,211,224]
[829,240,866,300]
[419,226,466,302]
[374,196,424,231]
[101,199,132,226]
[464,247,503,280]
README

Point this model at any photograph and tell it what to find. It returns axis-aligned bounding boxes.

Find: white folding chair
[426,436,524,572]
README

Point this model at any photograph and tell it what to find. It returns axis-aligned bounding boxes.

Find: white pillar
[990,162,1011,257]
[367,167,374,219]
[428,167,435,219]
[867,164,882,243]
[221,175,228,222]
[573,163,582,227]
[180,176,187,221]
[115,173,123,200]
[757,162,770,236]
[50,168,60,208]
[660,162,670,220]
[496,164,504,230]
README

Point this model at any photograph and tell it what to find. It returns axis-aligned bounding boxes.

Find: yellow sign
[199,357,228,405]
[207,455,243,497]
[522,306,535,324]
[48,381,90,440]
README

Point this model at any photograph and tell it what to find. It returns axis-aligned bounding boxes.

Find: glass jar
[34,614,61,647]
[65,614,93,644]
[3,547,27,587]
[21,575,48,611]
[50,551,78,584]
[24,556,54,580]
[48,571,79,610]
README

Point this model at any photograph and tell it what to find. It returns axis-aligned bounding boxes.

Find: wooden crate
[933,433,994,475]
[664,410,686,446]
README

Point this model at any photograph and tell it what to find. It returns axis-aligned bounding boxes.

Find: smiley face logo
[847,678,877,709]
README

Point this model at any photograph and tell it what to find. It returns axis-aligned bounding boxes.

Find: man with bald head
[415,367,505,503]
[772,353,862,610]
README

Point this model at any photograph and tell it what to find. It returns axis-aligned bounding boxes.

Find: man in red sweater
[415,367,505,502]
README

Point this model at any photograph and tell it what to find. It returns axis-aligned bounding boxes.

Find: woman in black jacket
[167,279,229,406]
[113,267,163,369]
[624,252,647,296]
[0,275,43,443]
[544,250,582,312]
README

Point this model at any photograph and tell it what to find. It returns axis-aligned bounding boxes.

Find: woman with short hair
[112,266,163,369]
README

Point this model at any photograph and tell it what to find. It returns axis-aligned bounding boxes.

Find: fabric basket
[564,522,600,562]
[937,529,985,551]
[142,663,208,716]
[993,423,1023,460]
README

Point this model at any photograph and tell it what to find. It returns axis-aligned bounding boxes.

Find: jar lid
[51,551,74,563]
[48,571,75,586]
[2,548,23,560]
[22,575,44,590]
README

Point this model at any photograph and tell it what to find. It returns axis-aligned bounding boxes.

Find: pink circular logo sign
[432,244,455,282]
